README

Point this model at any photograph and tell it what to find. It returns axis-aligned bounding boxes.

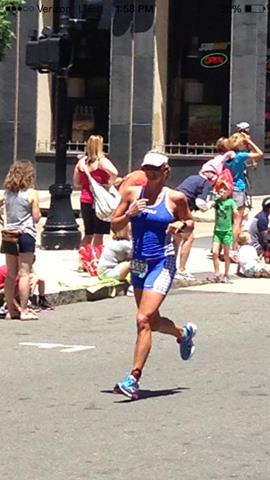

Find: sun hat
[141,151,169,168]
[236,121,250,132]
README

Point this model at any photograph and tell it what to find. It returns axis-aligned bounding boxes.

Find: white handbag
[83,164,121,222]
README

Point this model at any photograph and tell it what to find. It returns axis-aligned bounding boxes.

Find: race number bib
[131,259,148,278]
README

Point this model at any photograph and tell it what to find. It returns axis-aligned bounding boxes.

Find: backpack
[201,151,235,176]
[215,168,234,193]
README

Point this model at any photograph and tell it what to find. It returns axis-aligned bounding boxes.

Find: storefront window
[52,3,110,148]
[167,0,231,146]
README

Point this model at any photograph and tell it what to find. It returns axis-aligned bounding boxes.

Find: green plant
[0,0,25,61]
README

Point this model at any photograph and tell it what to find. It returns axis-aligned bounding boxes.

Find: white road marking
[19,342,96,353]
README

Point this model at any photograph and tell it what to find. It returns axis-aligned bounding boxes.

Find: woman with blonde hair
[0,160,41,320]
[73,135,118,257]
[224,132,263,257]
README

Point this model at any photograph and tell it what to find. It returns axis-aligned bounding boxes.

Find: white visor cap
[141,152,169,168]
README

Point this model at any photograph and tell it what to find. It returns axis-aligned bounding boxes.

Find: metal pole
[41,0,81,250]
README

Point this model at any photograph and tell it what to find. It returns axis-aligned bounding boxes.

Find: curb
[1,279,210,309]
[44,278,210,306]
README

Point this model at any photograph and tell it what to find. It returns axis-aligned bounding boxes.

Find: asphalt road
[0,291,269,480]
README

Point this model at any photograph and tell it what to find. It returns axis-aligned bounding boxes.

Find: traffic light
[25,1,110,73]
[26,29,72,72]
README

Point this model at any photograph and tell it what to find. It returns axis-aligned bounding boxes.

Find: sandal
[20,309,39,321]
[207,274,221,283]
[220,275,232,284]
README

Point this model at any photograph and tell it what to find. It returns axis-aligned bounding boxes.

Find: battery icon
[245,4,266,12]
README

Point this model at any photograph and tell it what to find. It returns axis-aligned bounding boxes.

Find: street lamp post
[40,0,81,250]
[26,0,109,249]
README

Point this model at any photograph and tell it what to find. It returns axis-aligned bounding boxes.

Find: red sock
[131,369,142,381]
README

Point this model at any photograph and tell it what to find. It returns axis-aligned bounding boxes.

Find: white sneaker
[174,270,196,281]
[126,285,134,296]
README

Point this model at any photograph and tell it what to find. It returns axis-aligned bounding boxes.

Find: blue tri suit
[131,188,177,295]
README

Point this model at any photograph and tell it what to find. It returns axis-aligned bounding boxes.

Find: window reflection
[167,0,231,146]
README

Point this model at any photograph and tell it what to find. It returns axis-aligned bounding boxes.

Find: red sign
[200,52,228,68]
[266,58,270,73]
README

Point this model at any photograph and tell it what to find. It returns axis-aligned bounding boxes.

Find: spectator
[28,256,54,310]
[0,259,53,313]
[237,231,270,277]
[207,181,239,283]
[247,197,270,255]
[225,132,263,255]
[175,165,217,280]
[97,224,132,282]
[73,135,118,269]
[0,160,41,320]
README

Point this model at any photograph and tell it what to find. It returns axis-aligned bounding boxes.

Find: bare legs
[233,206,245,250]
[80,234,93,249]
[81,234,106,249]
[18,252,35,317]
[132,289,185,371]
[212,242,231,279]
[4,254,19,317]
[175,232,194,272]
[5,252,35,319]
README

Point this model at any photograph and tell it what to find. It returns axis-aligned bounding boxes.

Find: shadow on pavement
[101,386,189,402]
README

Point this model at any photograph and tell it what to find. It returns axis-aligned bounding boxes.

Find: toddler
[238,232,270,277]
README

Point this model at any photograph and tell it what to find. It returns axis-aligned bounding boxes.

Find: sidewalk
[0,191,269,305]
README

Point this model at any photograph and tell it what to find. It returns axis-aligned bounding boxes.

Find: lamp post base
[41,183,81,250]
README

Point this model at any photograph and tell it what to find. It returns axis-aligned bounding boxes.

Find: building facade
[0,0,269,193]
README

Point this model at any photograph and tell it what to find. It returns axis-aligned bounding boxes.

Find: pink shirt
[79,168,110,205]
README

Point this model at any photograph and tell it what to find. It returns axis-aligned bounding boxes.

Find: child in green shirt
[208,182,239,283]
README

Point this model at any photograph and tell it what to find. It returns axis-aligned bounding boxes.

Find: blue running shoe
[114,374,139,400]
[179,322,197,360]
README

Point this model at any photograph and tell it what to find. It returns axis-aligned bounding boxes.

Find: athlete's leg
[132,289,166,371]
[132,290,185,371]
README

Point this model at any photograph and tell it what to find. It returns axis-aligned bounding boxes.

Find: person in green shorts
[208,182,239,283]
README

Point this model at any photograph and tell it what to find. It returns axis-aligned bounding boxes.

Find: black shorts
[1,233,36,256]
[81,203,111,235]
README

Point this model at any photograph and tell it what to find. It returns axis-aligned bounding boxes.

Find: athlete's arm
[111,186,147,232]
[166,191,194,238]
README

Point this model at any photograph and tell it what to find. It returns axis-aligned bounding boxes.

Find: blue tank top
[131,188,175,260]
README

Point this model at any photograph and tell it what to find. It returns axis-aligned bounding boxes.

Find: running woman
[111,151,197,400]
